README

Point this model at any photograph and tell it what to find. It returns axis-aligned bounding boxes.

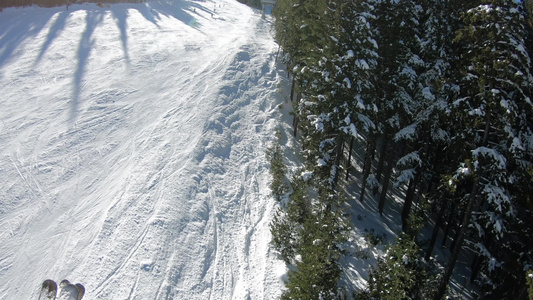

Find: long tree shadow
[71,9,103,125]
[0,8,55,78]
[35,10,70,66]
[131,1,161,28]
[111,8,130,65]
[131,0,212,30]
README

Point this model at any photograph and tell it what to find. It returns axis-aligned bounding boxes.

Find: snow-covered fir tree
[434,1,533,298]
[270,0,533,298]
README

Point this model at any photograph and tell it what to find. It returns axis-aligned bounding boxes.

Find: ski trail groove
[94,221,150,296]
[0,1,286,299]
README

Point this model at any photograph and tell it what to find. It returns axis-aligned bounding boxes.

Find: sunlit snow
[0,1,286,298]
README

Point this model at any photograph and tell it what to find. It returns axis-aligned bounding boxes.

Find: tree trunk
[517,286,528,300]
[425,202,446,261]
[469,253,482,283]
[433,179,479,300]
[375,133,389,182]
[450,209,466,252]
[345,136,354,181]
[482,106,491,146]
[290,78,296,102]
[441,202,455,248]
[359,133,376,202]
[292,93,300,137]
[401,170,422,232]
[332,135,344,187]
[378,153,394,215]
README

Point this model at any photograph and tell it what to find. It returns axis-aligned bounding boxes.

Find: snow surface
[0,1,287,299]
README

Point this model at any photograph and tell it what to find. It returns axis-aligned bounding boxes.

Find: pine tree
[527,271,533,300]
[267,129,288,201]
[365,0,424,215]
[270,175,311,264]
[434,1,533,298]
[281,192,349,300]
[273,0,533,298]
[418,0,468,262]
[360,234,438,300]
[393,0,457,233]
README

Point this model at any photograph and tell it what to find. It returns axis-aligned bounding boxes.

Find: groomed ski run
[0,0,287,298]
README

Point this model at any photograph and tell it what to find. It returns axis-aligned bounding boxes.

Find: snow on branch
[422,87,435,101]
[394,152,421,187]
[474,242,501,272]
[472,147,507,170]
[396,151,422,167]
[355,59,370,70]
[357,113,375,132]
[394,168,415,187]
[394,124,417,141]
[483,184,511,214]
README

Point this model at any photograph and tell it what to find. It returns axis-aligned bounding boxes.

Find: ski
[39,279,57,300]
[56,280,79,300]
[75,283,85,300]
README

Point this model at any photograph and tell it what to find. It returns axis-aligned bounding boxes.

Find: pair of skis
[39,279,85,300]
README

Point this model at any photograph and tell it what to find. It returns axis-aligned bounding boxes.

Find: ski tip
[41,279,85,300]
[75,283,85,300]
[42,279,57,289]
[59,279,71,286]
[39,279,57,300]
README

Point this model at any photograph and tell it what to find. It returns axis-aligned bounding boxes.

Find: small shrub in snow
[364,228,386,247]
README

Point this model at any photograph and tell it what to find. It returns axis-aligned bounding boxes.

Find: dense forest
[269,0,533,299]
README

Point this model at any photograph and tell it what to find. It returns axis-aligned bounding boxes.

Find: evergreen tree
[271,176,311,264]
[393,0,456,233]
[365,0,424,216]
[434,1,533,298]
[527,271,533,300]
[281,192,349,300]
[359,234,438,300]
[296,0,378,190]
[272,0,533,298]
[267,129,289,202]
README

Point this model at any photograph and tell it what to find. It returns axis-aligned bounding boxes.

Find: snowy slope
[0,1,286,298]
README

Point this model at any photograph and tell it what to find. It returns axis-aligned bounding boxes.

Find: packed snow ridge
[0,0,287,298]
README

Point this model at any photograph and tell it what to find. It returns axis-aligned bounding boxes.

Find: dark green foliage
[267,129,288,202]
[281,192,349,300]
[432,1,533,298]
[282,223,341,300]
[527,271,533,300]
[273,0,533,298]
[362,234,438,300]
[270,208,297,264]
[270,176,310,264]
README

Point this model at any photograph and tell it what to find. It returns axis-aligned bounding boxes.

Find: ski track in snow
[0,1,286,299]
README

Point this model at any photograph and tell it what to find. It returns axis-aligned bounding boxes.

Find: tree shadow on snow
[0,8,56,78]
[0,0,214,122]
[111,8,130,65]
[132,0,214,31]
[71,9,104,125]
[130,1,161,28]
[34,10,70,66]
